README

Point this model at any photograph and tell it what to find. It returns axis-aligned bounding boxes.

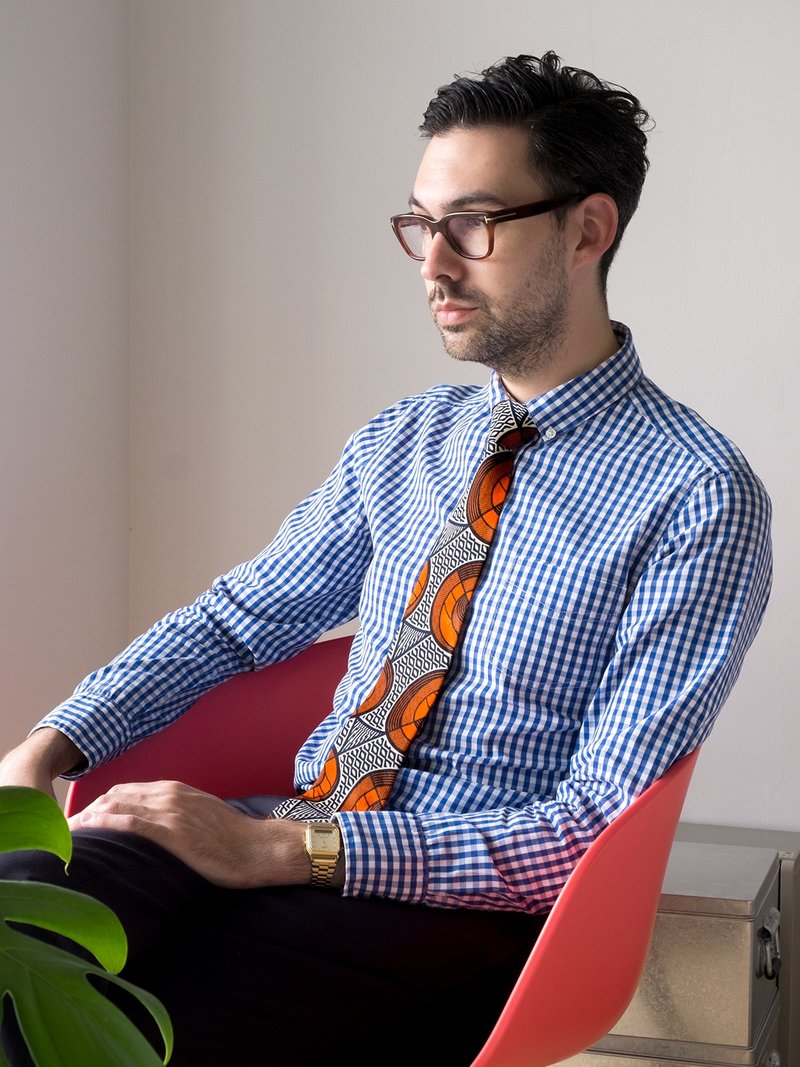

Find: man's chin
[440,330,488,367]
[438,323,476,361]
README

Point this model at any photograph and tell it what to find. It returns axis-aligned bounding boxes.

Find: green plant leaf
[0,927,173,1065]
[0,786,173,1065]
[0,789,71,865]
[0,880,127,973]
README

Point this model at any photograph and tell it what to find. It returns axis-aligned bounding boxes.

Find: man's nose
[419,232,465,283]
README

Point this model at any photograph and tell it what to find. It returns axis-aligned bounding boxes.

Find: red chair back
[65,635,353,816]
[468,747,700,1067]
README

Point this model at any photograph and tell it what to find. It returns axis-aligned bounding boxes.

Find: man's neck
[500,316,620,404]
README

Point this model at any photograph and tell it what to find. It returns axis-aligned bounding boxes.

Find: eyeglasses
[390,194,585,261]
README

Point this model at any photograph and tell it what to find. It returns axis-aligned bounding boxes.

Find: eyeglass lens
[396,215,490,259]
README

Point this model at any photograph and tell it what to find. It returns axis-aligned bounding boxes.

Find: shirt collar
[487,322,643,439]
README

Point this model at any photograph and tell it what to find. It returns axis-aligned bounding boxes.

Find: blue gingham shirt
[42,325,772,915]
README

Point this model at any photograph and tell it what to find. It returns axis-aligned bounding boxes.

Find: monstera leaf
[0,787,172,1066]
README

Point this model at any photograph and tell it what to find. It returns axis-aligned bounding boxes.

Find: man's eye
[450,216,485,237]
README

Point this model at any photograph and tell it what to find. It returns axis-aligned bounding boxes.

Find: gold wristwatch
[304,822,341,887]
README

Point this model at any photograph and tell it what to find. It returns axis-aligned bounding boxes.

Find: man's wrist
[0,728,86,792]
[29,727,87,779]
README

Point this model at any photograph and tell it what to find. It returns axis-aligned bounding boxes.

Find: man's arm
[0,419,381,887]
[26,428,373,779]
[337,466,773,913]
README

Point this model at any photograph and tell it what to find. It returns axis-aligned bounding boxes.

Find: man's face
[410,125,572,382]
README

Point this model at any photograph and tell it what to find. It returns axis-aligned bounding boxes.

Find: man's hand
[67,781,312,889]
[0,728,86,798]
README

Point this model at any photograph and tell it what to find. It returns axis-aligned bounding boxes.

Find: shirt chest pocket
[529,561,627,621]
[477,559,628,695]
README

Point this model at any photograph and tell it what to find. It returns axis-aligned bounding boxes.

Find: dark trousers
[0,805,544,1066]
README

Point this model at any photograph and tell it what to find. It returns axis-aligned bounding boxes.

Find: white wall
[3,0,798,832]
[0,1,130,778]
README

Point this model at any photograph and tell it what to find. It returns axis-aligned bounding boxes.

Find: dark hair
[420,52,652,288]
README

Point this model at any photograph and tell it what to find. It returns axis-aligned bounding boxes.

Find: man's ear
[569,193,618,272]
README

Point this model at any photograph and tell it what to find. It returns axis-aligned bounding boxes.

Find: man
[0,52,772,1065]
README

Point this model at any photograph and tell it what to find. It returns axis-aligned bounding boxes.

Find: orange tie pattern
[272,399,538,820]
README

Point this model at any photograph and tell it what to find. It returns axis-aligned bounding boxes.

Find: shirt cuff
[32,696,132,778]
[335,809,428,904]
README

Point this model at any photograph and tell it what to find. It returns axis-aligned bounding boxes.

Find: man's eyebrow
[407,191,511,214]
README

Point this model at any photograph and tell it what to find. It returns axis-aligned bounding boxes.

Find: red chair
[64,635,699,1066]
[64,635,354,813]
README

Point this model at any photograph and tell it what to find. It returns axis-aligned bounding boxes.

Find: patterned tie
[272,398,538,820]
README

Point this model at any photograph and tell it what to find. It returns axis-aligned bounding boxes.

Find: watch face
[308,824,339,856]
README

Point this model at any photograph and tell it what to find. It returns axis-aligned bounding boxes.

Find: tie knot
[486,399,539,456]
